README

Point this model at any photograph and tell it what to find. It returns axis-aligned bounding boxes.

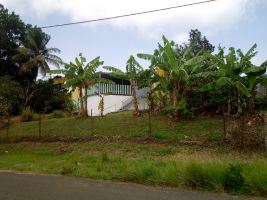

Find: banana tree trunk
[148,86,154,112]
[79,86,84,116]
[248,97,254,113]
[237,90,242,116]
[227,97,231,115]
[200,95,205,114]
[84,85,88,117]
[38,112,42,138]
[172,83,179,121]
[131,79,139,116]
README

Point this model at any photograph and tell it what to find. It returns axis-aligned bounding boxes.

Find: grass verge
[0,141,266,197]
[0,111,223,142]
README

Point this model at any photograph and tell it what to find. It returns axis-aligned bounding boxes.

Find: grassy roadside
[0,141,266,197]
[0,111,224,142]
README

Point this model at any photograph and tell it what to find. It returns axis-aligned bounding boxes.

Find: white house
[86,72,148,116]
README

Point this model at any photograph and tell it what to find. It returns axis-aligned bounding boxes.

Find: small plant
[153,132,173,141]
[61,165,76,175]
[184,162,214,190]
[206,133,224,141]
[51,110,65,118]
[223,164,244,193]
[98,95,104,117]
[21,107,34,122]
[101,151,109,162]
[155,147,175,156]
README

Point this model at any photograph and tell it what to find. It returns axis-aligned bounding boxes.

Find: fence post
[148,105,152,136]
[38,112,42,139]
[6,116,10,139]
[223,113,226,141]
[91,109,93,136]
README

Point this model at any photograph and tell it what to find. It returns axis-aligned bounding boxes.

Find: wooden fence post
[91,109,93,136]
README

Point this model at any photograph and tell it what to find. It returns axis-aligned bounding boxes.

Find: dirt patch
[5,135,225,148]
[225,112,266,151]
[53,144,71,155]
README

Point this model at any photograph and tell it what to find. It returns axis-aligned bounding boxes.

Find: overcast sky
[1,0,267,72]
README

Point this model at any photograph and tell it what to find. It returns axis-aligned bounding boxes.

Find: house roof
[99,72,130,85]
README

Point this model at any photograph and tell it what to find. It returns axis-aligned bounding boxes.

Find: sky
[1,0,267,73]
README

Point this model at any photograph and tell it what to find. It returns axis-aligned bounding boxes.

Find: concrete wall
[87,87,149,116]
[256,84,266,98]
[87,95,132,116]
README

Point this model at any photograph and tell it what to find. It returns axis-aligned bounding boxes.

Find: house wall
[71,88,79,102]
[87,95,132,116]
[256,84,267,98]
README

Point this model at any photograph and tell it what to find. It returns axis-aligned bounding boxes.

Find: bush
[223,164,244,193]
[21,107,34,122]
[61,165,76,175]
[153,132,173,141]
[254,96,267,110]
[243,164,267,196]
[51,110,65,118]
[101,151,109,162]
[184,162,215,190]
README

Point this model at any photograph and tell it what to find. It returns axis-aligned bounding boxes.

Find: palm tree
[104,55,143,116]
[13,27,62,78]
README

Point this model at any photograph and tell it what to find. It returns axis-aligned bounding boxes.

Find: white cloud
[0,0,262,41]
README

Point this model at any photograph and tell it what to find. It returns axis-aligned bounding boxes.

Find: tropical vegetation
[1,3,267,198]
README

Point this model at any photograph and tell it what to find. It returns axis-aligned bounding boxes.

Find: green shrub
[184,162,215,190]
[123,160,159,184]
[101,151,109,162]
[223,164,244,193]
[155,147,175,156]
[153,132,173,141]
[61,165,76,175]
[242,162,267,196]
[51,110,65,118]
[21,107,34,122]
[206,133,224,141]
[254,96,267,111]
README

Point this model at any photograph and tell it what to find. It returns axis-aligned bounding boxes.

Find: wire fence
[1,111,267,151]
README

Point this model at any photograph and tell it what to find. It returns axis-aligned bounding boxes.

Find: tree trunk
[227,97,231,115]
[237,90,242,116]
[148,86,154,112]
[172,84,179,121]
[38,112,42,139]
[79,86,84,116]
[131,80,139,116]
[84,85,88,117]
[223,111,226,141]
[248,97,254,113]
[6,115,10,139]
[148,105,152,136]
[200,95,205,114]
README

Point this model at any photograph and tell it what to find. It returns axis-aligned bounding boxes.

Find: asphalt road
[0,172,240,200]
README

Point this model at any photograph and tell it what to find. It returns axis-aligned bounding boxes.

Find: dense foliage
[1,3,266,122]
[0,4,70,116]
[137,33,267,120]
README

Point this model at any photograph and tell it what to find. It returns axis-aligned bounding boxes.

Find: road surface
[0,172,240,200]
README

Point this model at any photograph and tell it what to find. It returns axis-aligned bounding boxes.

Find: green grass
[0,141,266,197]
[0,111,223,141]
[1,111,266,197]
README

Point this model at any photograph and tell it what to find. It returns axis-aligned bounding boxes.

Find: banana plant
[138,36,203,119]
[50,53,108,117]
[238,44,267,113]
[103,55,143,116]
[198,44,267,115]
